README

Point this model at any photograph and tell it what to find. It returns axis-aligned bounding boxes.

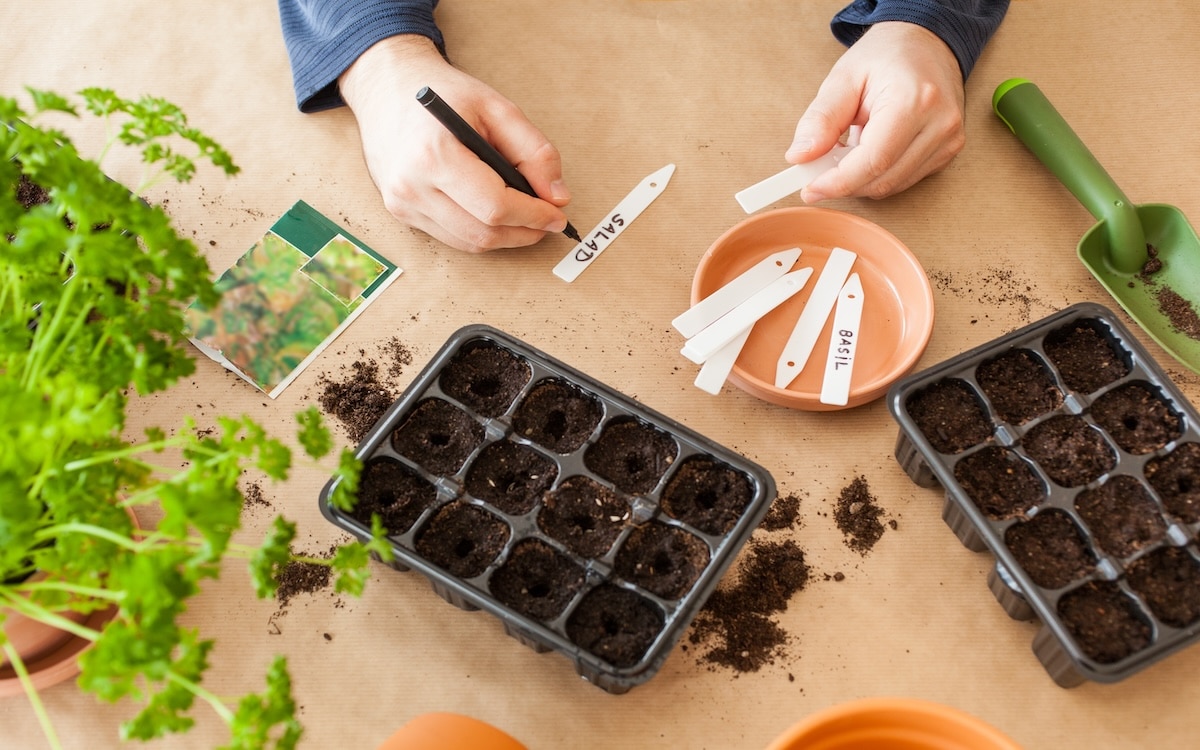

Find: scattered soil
[1125,546,1200,628]
[1089,382,1181,455]
[1043,321,1130,394]
[1073,475,1166,559]
[760,493,801,531]
[352,457,438,535]
[414,502,510,578]
[438,340,531,418]
[953,446,1044,521]
[464,439,558,515]
[16,173,50,209]
[905,378,993,454]
[834,476,887,554]
[565,584,664,668]
[660,456,754,535]
[537,475,630,558]
[1057,581,1151,663]
[1004,510,1096,589]
[975,348,1062,425]
[489,539,585,622]
[614,522,710,600]
[687,538,810,672]
[511,377,602,454]
[583,418,678,495]
[242,480,270,509]
[1155,286,1200,340]
[1144,442,1200,523]
[275,545,336,609]
[316,337,414,443]
[1021,415,1115,488]
[391,398,485,475]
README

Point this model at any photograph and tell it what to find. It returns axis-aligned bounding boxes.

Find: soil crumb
[760,492,802,531]
[275,545,335,610]
[687,538,810,673]
[316,337,414,443]
[242,480,270,509]
[834,476,887,554]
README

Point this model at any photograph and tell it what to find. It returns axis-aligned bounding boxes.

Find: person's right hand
[338,35,572,253]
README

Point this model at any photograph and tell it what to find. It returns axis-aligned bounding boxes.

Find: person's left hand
[786,21,967,202]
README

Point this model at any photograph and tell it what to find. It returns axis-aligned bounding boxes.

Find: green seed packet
[186,200,401,398]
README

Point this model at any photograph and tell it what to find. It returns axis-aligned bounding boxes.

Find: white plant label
[819,273,864,406]
[734,145,853,214]
[553,164,676,282]
[774,246,857,388]
[671,247,801,339]
[681,268,813,365]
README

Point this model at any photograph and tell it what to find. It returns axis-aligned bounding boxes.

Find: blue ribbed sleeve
[831,0,1010,80]
[278,0,445,112]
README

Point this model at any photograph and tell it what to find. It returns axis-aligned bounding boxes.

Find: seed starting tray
[888,302,1200,686]
[318,324,776,693]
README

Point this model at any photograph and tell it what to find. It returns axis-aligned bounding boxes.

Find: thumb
[786,82,859,164]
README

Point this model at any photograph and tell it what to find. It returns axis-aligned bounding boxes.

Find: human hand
[338,35,572,252]
[786,22,966,203]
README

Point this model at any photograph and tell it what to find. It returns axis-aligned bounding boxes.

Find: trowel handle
[993,78,1146,273]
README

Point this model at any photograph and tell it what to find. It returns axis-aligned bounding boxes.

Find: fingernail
[787,138,814,158]
[543,217,567,232]
[549,179,571,202]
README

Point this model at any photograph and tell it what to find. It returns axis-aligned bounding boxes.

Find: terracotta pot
[0,507,136,697]
[765,697,1022,750]
[376,713,526,750]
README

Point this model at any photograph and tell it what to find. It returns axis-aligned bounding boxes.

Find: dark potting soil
[511,377,602,454]
[660,456,753,536]
[1004,509,1096,589]
[583,418,678,495]
[613,521,710,600]
[1073,475,1166,559]
[760,493,802,531]
[438,341,531,418]
[1043,322,1130,394]
[16,173,50,209]
[1021,415,1116,488]
[1088,382,1181,455]
[1057,581,1151,664]
[316,339,413,444]
[1144,442,1200,523]
[834,476,887,554]
[276,545,336,609]
[953,446,1044,520]
[488,538,585,622]
[687,538,810,672]
[1125,546,1200,628]
[464,439,558,515]
[414,502,510,578]
[391,398,485,476]
[906,378,992,454]
[352,457,438,535]
[565,584,664,668]
[1155,286,1200,341]
[975,348,1063,425]
[537,475,630,558]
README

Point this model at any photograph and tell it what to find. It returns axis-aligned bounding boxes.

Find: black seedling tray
[888,302,1200,686]
[319,324,776,693]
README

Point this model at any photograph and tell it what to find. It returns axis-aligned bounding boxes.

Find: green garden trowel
[993,78,1200,373]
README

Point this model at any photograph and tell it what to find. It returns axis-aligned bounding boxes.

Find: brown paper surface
[4,1,1200,748]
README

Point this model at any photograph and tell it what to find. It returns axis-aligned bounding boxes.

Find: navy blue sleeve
[278,0,445,113]
[831,0,1010,80]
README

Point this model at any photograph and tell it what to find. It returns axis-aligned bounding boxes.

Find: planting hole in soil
[1144,442,1200,523]
[1004,509,1096,589]
[414,502,510,578]
[613,522,710,600]
[489,539,585,621]
[1021,415,1115,487]
[1125,546,1200,628]
[511,377,602,454]
[391,398,485,475]
[537,475,630,558]
[352,457,438,535]
[976,348,1063,424]
[1089,382,1182,454]
[566,584,665,669]
[1073,475,1167,559]
[584,417,678,495]
[660,456,754,535]
[464,439,558,515]
[438,340,531,417]
[1043,320,1131,394]
[1057,581,1151,664]
[905,378,992,453]
[953,447,1045,520]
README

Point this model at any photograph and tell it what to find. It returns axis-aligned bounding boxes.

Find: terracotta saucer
[0,603,118,696]
[690,207,934,410]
